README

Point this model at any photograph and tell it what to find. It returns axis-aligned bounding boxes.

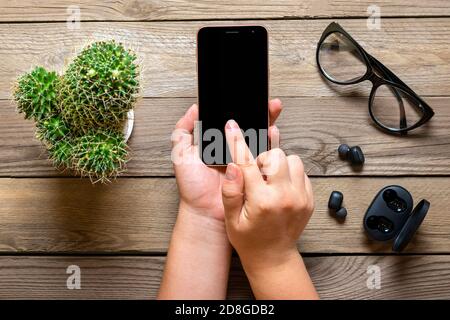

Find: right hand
[221,119,314,270]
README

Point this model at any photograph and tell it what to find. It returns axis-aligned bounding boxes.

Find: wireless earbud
[338,144,365,166]
[328,191,347,219]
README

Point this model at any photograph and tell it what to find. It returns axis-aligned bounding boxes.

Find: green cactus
[71,130,129,183]
[14,67,60,121]
[60,40,139,133]
[36,116,70,145]
[13,41,138,184]
[48,139,74,168]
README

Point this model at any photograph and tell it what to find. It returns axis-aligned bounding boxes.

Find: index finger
[269,98,282,126]
[225,120,264,188]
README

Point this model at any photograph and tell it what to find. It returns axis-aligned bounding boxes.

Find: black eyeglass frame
[316,22,435,134]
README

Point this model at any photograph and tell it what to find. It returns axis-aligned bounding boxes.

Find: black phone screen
[197,26,268,165]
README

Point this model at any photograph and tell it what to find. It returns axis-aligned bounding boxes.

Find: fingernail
[226,119,239,130]
[187,104,197,116]
[225,163,237,180]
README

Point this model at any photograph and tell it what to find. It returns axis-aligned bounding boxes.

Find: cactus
[14,67,60,121]
[12,41,139,183]
[60,41,139,133]
[46,129,129,183]
[71,130,128,183]
[48,139,74,168]
[36,116,69,145]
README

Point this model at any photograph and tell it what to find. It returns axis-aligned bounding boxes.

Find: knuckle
[298,160,305,173]
[288,155,304,172]
[308,201,315,214]
[260,149,286,174]
[269,148,285,158]
[283,190,313,214]
[307,194,315,213]
[279,193,296,211]
[222,184,240,200]
[300,196,314,214]
[257,151,269,164]
[258,150,270,159]
[256,200,272,213]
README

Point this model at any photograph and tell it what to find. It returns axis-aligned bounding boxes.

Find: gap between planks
[1,255,450,299]
[0,177,449,254]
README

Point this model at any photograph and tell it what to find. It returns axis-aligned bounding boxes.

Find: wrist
[159,202,232,300]
[175,202,230,249]
[240,249,318,300]
[240,246,301,277]
[179,200,225,221]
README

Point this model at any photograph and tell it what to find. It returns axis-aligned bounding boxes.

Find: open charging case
[363,185,430,252]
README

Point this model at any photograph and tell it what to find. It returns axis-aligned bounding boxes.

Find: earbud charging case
[363,185,430,252]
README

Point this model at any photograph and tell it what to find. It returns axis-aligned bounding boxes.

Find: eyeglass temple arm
[367,54,408,130]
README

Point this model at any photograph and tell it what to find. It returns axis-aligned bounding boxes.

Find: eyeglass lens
[318,32,367,83]
[372,84,424,130]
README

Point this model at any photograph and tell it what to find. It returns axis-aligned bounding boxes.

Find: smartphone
[197,26,269,165]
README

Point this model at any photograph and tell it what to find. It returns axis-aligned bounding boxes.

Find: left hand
[171,99,283,221]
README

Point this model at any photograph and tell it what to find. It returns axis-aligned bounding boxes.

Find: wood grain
[1,97,449,177]
[1,0,449,301]
[1,177,449,254]
[0,0,450,21]
[1,0,450,21]
[1,255,450,299]
[1,19,450,99]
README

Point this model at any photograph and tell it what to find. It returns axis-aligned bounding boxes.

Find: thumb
[222,163,244,226]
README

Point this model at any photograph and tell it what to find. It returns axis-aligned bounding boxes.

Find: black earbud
[328,191,347,219]
[338,144,365,166]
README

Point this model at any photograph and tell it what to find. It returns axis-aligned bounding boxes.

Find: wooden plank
[1,1,450,22]
[0,177,449,254]
[1,19,450,99]
[1,255,450,299]
[1,97,449,177]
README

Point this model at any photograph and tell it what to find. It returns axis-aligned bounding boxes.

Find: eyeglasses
[316,22,434,134]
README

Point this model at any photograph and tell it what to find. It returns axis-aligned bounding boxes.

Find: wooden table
[1,1,450,299]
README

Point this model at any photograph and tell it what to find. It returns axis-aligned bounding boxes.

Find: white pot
[123,109,134,143]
